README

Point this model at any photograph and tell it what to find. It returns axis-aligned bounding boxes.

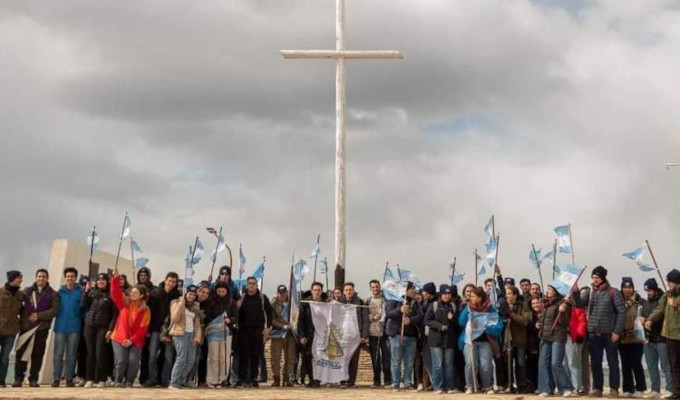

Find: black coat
[424,300,456,348]
[81,288,117,331]
[147,282,181,333]
[205,295,239,331]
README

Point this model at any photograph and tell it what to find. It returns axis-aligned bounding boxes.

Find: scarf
[468,299,501,358]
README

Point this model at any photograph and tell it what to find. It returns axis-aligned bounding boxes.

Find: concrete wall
[39,239,133,384]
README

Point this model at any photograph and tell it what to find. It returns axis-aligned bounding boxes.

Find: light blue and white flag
[382,279,407,302]
[464,311,499,345]
[120,215,132,240]
[530,248,543,268]
[384,265,396,282]
[549,264,582,296]
[210,234,226,263]
[252,262,265,280]
[319,257,328,275]
[131,240,149,269]
[484,216,494,237]
[310,242,320,260]
[449,272,465,285]
[397,266,423,289]
[86,228,100,251]
[554,225,572,254]
[485,236,497,268]
[476,252,486,276]
[622,247,653,272]
[294,259,309,284]
[239,245,246,275]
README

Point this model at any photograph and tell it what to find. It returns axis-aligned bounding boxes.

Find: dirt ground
[0,385,533,400]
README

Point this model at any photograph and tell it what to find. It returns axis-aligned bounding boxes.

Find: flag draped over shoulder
[464,311,499,344]
[550,264,582,296]
[205,315,230,343]
[309,302,361,383]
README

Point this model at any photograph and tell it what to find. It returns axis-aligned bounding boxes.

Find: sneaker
[168,385,180,390]
[633,393,644,398]
[97,381,107,388]
[392,386,400,392]
[540,393,551,398]
[465,388,474,394]
[645,392,661,399]
[591,390,604,398]
[84,381,93,388]
[417,383,423,392]
[662,394,676,399]
[449,389,461,394]
[12,381,22,388]
[29,381,39,388]
[66,380,75,388]
[51,381,60,388]
[436,390,444,394]
[611,389,620,398]
[251,381,259,388]
[564,391,575,397]
[623,393,634,398]
[487,389,496,394]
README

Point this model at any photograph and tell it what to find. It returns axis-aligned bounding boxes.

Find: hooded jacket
[424,298,456,348]
[0,283,25,336]
[538,294,570,343]
[641,289,665,343]
[54,284,84,333]
[573,282,626,336]
[648,287,680,341]
[136,267,156,293]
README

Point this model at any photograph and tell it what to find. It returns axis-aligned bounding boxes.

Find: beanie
[422,282,436,296]
[667,269,680,285]
[592,265,608,281]
[643,278,659,291]
[504,277,516,286]
[219,266,231,276]
[6,270,22,283]
[621,277,634,289]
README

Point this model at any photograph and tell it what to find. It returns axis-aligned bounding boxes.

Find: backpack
[424,301,439,337]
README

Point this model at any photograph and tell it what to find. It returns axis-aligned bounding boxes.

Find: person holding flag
[297,281,326,388]
[385,281,423,391]
[639,278,674,399]
[537,284,574,397]
[619,277,647,398]
[339,282,369,388]
[211,266,240,302]
[204,281,238,388]
[458,286,504,394]
[424,284,457,394]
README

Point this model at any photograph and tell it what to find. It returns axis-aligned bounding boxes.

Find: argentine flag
[622,247,653,272]
[294,259,309,284]
[120,215,132,240]
[86,228,100,252]
[382,279,406,302]
[131,240,149,269]
[550,264,582,296]
[554,225,572,254]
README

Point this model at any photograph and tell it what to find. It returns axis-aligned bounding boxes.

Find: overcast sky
[2,0,679,294]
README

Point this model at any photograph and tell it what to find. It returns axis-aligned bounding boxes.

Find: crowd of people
[0,262,679,399]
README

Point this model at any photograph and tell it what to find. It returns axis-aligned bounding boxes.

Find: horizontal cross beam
[280,50,403,60]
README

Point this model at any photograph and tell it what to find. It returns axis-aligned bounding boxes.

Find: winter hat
[79,275,91,286]
[621,277,634,289]
[667,269,680,284]
[185,285,198,294]
[6,270,22,283]
[438,284,452,296]
[643,278,659,291]
[219,266,231,276]
[422,282,436,296]
[504,277,516,286]
[277,284,288,293]
[215,281,229,291]
[592,266,608,281]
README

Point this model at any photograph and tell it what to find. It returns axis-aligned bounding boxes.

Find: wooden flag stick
[646,240,667,291]
[531,243,544,293]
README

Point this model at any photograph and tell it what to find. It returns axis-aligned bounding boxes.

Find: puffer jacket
[621,293,644,345]
[568,306,587,343]
[641,290,665,343]
[168,296,204,343]
[573,282,626,336]
[54,285,84,333]
[0,284,25,336]
[539,295,570,343]
[649,287,680,341]
[81,287,117,331]
[507,300,531,348]
[424,299,456,348]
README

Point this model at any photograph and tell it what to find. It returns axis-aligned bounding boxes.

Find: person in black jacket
[339,282,369,388]
[640,278,674,397]
[424,284,457,394]
[81,273,117,388]
[205,281,238,388]
[386,281,424,391]
[236,276,273,388]
[143,272,180,387]
[297,282,326,388]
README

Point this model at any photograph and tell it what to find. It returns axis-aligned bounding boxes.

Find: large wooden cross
[281,0,402,287]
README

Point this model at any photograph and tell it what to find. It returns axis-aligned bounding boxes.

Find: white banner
[310,302,361,383]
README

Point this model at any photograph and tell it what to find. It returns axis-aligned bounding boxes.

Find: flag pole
[551,266,588,331]
[313,234,320,282]
[190,236,199,268]
[114,212,128,271]
[209,227,223,279]
[261,256,266,291]
[474,248,479,287]
[89,226,96,265]
[568,223,575,266]
[646,240,667,291]
[324,257,329,290]
[397,265,406,345]
[238,244,244,292]
[531,243,544,292]
[493,234,501,304]
[130,236,136,285]
[552,239,558,280]
[382,261,390,282]
[450,258,457,286]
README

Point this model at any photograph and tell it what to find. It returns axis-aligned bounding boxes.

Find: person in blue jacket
[52,267,84,387]
[458,286,504,394]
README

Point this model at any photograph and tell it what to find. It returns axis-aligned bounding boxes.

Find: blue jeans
[170,332,198,388]
[566,338,584,391]
[0,335,16,384]
[539,340,573,394]
[430,347,454,391]
[464,342,494,390]
[589,333,620,391]
[112,342,142,384]
[53,332,80,381]
[389,335,416,388]
[645,342,673,393]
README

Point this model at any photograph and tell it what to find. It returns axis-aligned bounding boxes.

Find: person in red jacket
[567,293,588,396]
[110,268,151,387]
